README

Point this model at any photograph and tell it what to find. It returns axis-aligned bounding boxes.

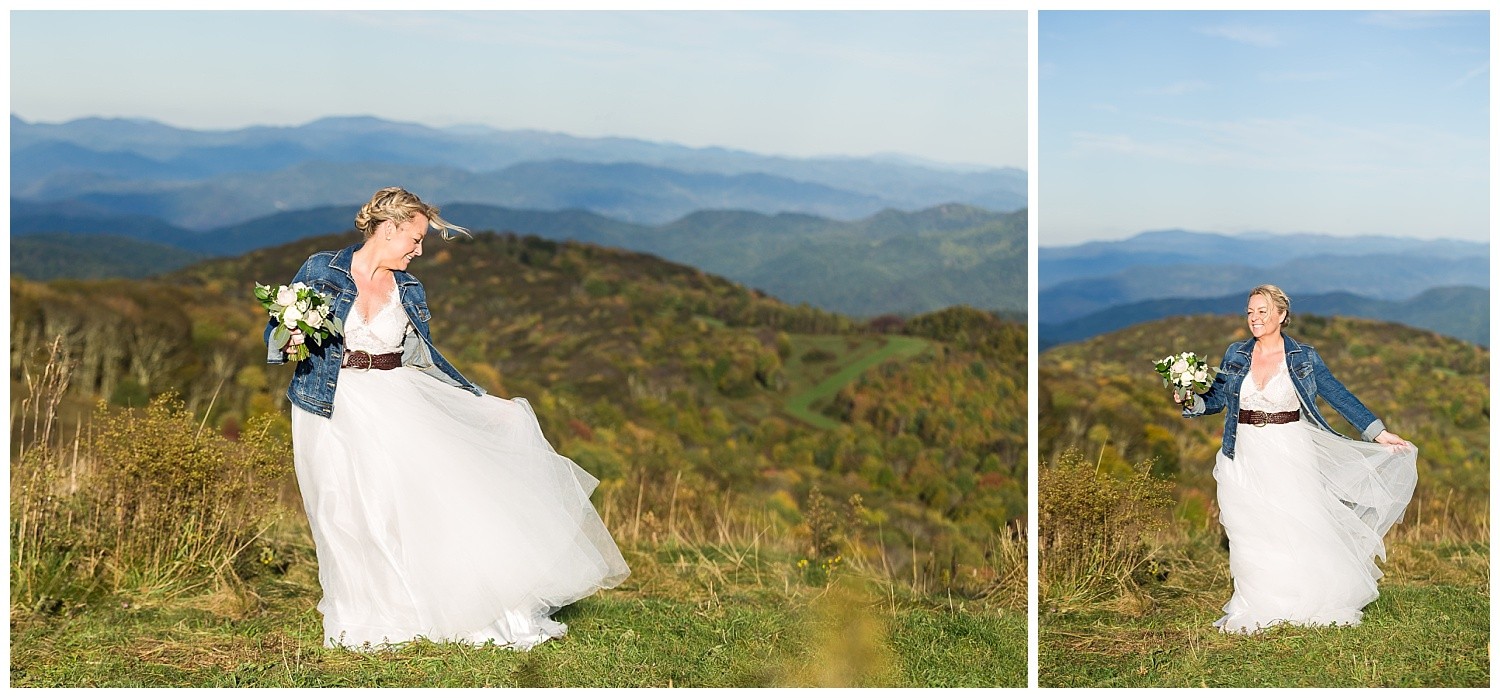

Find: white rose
[282,306,304,325]
[275,286,297,306]
[1171,359,1189,375]
[290,282,308,291]
[1195,368,1208,383]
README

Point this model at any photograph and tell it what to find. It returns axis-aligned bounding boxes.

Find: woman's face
[379,214,428,271]
[1246,293,1285,340]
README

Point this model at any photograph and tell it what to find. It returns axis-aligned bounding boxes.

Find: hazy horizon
[11,10,1028,171]
[9,111,1021,174]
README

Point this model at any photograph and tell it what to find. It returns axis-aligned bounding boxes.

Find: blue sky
[1040,10,1490,244]
[9,10,1028,170]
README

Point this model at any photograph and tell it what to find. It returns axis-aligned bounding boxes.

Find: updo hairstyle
[354,187,470,241]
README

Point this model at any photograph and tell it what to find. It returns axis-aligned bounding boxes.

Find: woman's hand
[284,328,305,356]
[1374,430,1412,449]
[1173,392,1194,409]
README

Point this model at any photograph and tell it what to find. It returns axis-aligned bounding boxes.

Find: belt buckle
[1253,411,1267,427]
[345,349,371,370]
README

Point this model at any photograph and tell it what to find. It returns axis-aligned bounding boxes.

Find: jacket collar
[1235,332,1301,358]
[329,243,359,278]
[329,241,418,286]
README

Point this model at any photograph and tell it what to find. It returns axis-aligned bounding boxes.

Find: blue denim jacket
[1184,333,1384,459]
[264,243,485,417]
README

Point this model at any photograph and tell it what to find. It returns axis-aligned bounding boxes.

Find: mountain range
[11,115,1026,228]
[1038,229,1489,347]
[1039,286,1489,349]
[12,202,1028,318]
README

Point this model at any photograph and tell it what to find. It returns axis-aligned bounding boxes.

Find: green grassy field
[1040,539,1490,688]
[11,542,1024,688]
[782,335,930,429]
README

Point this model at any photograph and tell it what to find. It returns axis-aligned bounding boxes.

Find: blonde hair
[354,187,470,241]
[1248,284,1291,327]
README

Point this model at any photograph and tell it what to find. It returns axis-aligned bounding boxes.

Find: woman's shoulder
[1283,333,1317,353]
[1222,338,1254,357]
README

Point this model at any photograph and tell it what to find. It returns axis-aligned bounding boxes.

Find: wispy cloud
[1447,63,1489,90]
[1359,11,1484,30]
[1196,24,1282,48]
[1143,79,1210,96]
[1070,115,1486,178]
[1258,70,1340,83]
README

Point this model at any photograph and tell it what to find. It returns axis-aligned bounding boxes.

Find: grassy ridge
[11,231,1027,686]
[1038,314,1489,687]
[11,533,1025,687]
[1040,537,1489,688]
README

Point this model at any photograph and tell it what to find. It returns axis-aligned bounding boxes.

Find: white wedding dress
[290,285,630,650]
[1212,363,1417,634]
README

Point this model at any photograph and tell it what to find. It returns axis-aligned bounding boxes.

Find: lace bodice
[344,285,410,354]
[1240,363,1300,413]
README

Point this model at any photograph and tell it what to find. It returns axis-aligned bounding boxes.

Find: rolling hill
[11,229,1027,594]
[13,203,1028,317]
[1039,314,1488,521]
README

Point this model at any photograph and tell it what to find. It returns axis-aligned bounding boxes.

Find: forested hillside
[1039,314,1488,525]
[11,230,1027,595]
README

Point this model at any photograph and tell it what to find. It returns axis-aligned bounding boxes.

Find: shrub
[12,388,293,612]
[1039,449,1174,610]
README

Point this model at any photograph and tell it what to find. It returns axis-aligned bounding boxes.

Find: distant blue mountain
[12,201,1027,317]
[12,115,1025,227]
[1038,230,1489,323]
[1039,286,1489,349]
[1041,229,1487,288]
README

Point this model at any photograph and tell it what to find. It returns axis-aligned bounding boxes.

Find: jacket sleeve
[1307,345,1385,440]
[264,255,319,365]
[1184,345,1232,418]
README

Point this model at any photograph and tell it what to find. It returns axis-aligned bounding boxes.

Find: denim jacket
[264,243,485,417]
[1184,333,1384,459]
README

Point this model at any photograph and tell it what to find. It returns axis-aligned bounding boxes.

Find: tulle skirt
[291,367,630,650]
[1212,420,1416,634]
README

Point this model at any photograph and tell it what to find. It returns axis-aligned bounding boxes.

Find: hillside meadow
[10,231,1026,687]
[1037,315,1489,688]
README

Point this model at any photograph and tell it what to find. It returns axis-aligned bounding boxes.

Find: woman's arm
[1306,345,1386,441]
[1182,345,1232,418]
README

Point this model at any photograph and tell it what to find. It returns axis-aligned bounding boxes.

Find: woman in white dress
[266,187,629,650]
[1177,284,1417,634]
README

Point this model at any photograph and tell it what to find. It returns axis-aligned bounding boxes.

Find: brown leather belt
[1237,409,1300,427]
[341,350,402,370]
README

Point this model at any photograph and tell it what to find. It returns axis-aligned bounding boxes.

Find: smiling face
[375,213,429,271]
[1246,292,1286,340]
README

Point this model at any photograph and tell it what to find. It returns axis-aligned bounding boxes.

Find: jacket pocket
[1293,361,1314,379]
[1223,361,1247,376]
[405,302,431,322]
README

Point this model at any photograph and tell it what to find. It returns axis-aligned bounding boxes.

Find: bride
[265,187,629,650]
[1176,284,1417,634]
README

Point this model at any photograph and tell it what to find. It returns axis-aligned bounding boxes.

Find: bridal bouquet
[255,282,343,362]
[1154,351,1218,408]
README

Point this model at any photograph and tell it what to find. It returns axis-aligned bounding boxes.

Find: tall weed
[11,340,293,612]
[1039,449,1174,610]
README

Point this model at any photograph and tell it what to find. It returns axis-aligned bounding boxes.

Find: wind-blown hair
[1248,284,1292,327]
[354,187,470,241]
